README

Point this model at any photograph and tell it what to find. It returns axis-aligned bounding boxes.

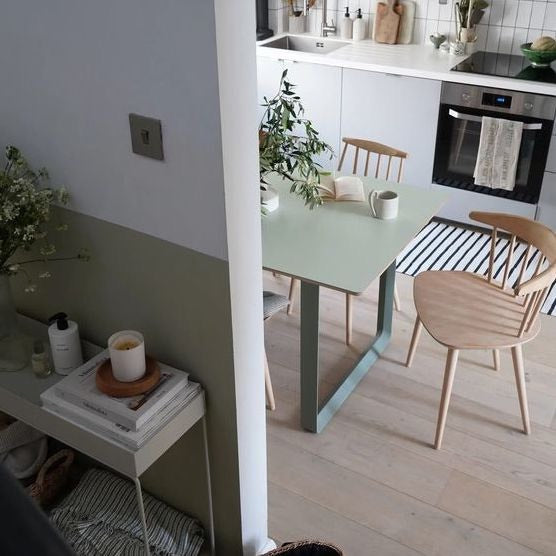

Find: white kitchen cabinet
[257,56,342,170]
[340,69,441,188]
[538,172,556,228]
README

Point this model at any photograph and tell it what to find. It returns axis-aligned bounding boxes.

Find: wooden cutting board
[374,0,402,44]
[397,0,415,44]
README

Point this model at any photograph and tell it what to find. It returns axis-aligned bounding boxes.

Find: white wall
[214,0,270,554]
[0,0,228,260]
[270,0,556,54]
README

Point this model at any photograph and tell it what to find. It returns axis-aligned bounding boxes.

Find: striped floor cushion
[49,468,204,556]
[396,220,556,317]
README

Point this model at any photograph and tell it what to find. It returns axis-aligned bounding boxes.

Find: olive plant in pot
[259,69,333,212]
[0,146,88,371]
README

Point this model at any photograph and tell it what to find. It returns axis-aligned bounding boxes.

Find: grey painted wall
[0,0,228,260]
[1,0,267,553]
[12,209,242,551]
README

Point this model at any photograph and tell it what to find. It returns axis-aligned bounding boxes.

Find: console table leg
[134,477,151,556]
[202,417,216,555]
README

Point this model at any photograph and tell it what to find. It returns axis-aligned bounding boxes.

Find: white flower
[24,284,37,293]
[39,271,51,279]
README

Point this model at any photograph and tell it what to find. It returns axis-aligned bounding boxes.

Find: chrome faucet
[321,0,336,36]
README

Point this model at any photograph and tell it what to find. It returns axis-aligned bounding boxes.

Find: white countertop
[257,34,556,97]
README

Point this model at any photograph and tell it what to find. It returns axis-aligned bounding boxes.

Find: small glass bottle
[31,340,52,378]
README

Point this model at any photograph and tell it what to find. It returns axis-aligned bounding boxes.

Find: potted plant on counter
[259,69,333,212]
[0,146,88,371]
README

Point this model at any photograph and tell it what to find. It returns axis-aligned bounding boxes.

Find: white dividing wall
[213,0,270,553]
[0,0,228,260]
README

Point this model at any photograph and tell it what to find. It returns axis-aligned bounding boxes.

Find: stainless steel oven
[433,82,556,204]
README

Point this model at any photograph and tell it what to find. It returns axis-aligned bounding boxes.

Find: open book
[317,174,365,202]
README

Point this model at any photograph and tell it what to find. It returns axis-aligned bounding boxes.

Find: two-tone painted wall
[0,0,267,553]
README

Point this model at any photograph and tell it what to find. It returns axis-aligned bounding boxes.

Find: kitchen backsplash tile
[266,0,556,53]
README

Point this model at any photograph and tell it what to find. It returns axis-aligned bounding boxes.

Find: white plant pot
[261,187,279,213]
[289,15,306,34]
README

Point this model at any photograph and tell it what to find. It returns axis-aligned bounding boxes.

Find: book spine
[55,388,138,430]
[43,403,140,450]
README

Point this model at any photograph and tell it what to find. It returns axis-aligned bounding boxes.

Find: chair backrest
[337,137,408,183]
[469,211,556,336]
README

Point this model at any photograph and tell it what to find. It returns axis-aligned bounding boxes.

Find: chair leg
[492,349,500,371]
[511,344,531,434]
[264,349,276,411]
[287,278,298,316]
[345,293,353,345]
[405,316,423,368]
[434,348,459,450]
[393,284,401,312]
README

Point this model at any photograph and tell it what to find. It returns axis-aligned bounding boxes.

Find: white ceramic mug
[368,190,399,220]
[108,330,146,382]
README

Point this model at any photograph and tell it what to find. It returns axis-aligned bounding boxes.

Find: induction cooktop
[451,50,556,84]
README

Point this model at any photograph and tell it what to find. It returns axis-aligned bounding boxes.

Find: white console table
[0,316,215,556]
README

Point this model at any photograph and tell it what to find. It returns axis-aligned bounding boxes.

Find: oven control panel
[482,92,512,109]
[442,82,556,120]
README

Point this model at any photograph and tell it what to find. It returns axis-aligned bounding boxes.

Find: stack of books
[41,350,200,450]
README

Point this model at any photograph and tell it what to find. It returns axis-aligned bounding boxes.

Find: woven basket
[27,449,74,507]
[265,541,343,555]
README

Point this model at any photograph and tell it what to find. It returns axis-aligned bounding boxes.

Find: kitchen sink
[261,35,349,55]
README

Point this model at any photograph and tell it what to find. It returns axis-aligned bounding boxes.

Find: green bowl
[521,43,556,67]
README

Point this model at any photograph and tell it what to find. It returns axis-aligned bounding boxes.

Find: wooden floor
[263,271,556,556]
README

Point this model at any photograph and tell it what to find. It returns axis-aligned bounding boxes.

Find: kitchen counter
[257,34,556,96]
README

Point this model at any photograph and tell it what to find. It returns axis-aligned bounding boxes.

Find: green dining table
[262,175,448,433]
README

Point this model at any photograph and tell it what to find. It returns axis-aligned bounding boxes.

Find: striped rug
[396,220,556,317]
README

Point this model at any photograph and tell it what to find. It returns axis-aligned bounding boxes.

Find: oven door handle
[448,109,543,130]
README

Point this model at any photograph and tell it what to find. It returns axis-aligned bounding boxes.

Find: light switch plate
[129,113,164,160]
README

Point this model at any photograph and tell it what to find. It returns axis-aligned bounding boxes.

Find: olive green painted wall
[12,208,243,553]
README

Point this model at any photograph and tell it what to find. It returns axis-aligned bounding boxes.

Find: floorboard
[265,272,556,555]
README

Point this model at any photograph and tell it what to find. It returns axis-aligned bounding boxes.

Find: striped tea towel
[474,116,523,191]
[49,468,204,556]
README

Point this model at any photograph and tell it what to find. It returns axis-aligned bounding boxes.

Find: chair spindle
[353,147,359,174]
[364,151,371,177]
[375,154,381,179]
[386,156,392,180]
[516,243,532,289]
[487,227,498,283]
[502,235,516,289]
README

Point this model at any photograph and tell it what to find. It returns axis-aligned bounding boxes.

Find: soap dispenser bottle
[340,6,353,40]
[48,312,83,375]
[353,8,366,41]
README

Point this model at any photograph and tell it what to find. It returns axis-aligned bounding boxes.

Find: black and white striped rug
[396,220,556,317]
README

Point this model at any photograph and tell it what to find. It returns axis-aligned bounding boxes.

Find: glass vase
[0,274,28,371]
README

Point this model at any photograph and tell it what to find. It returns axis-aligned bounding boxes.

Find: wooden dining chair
[405,212,556,449]
[263,291,290,411]
[288,138,408,344]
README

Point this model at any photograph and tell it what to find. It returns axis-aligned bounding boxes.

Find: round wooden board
[95,356,160,398]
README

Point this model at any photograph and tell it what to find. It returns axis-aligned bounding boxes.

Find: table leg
[202,417,216,556]
[300,261,396,433]
[134,477,151,556]
[300,281,320,432]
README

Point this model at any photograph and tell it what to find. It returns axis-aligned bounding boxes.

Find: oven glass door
[433,104,553,204]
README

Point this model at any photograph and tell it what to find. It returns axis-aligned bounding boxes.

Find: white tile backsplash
[544,2,556,28]
[516,0,533,26]
[502,0,519,27]
[266,0,556,52]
